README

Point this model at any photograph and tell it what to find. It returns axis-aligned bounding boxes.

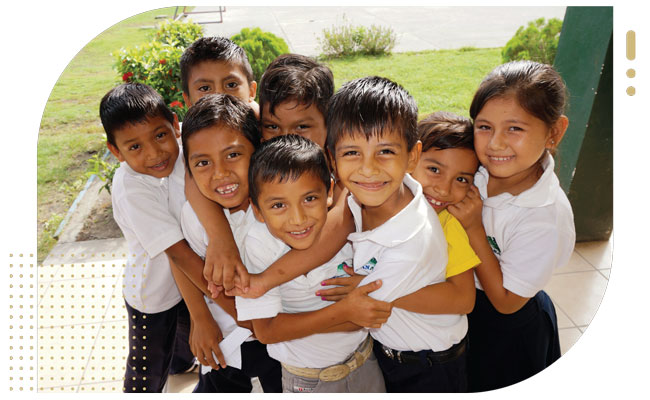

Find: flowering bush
[113,19,203,120]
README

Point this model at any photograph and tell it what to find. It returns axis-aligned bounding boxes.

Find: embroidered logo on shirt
[360,257,377,273]
[487,236,501,255]
[334,261,352,278]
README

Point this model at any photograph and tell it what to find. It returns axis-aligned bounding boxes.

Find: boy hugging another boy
[235,135,391,393]
[179,93,282,393]
[100,83,197,392]
[327,77,468,392]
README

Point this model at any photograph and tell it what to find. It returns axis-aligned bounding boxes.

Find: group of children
[99,35,575,393]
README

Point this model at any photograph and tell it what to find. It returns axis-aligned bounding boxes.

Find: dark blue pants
[193,340,282,393]
[467,289,561,392]
[122,300,195,393]
[373,337,468,392]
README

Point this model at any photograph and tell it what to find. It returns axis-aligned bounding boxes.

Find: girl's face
[411,147,478,214]
[473,95,564,192]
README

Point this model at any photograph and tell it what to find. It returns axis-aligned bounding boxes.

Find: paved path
[185,6,566,56]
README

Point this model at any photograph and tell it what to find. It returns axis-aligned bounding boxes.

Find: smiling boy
[327,77,467,392]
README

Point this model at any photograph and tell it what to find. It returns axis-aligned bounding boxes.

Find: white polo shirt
[236,220,368,368]
[111,150,186,313]
[473,153,575,298]
[180,201,256,340]
[348,174,465,352]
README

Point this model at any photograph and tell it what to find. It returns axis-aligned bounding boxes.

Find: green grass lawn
[37,7,181,261]
[36,12,502,262]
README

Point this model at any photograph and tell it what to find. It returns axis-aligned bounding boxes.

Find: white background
[0,0,646,398]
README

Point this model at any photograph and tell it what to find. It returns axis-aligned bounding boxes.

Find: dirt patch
[75,189,123,241]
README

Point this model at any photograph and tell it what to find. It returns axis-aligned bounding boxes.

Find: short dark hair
[180,36,255,94]
[418,111,474,152]
[469,60,567,127]
[181,93,261,175]
[259,54,334,120]
[99,82,174,147]
[248,135,330,208]
[326,76,418,154]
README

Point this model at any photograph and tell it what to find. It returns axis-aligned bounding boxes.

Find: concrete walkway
[185,6,566,56]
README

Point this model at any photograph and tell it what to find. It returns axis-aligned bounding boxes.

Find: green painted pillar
[553,6,613,242]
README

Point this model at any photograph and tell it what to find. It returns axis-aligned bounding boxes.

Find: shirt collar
[347,174,430,247]
[475,153,560,209]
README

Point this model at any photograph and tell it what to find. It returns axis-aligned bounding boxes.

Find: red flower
[122,71,133,82]
[159,59,166,65]
[170,101,184,108]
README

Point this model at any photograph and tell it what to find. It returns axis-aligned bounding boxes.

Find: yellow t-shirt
[439,209,481,278]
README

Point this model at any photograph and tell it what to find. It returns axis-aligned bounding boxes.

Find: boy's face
[183,60,257,107]
[261,101,327,149]
[107,114,180,179]
[186,125,255,214]
[333,130,421,209]
[252,173,331,250]
[411,147,479,214]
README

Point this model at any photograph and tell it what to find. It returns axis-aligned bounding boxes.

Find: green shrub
[86,152,119,195]
[113,19,203,120]
[502,17,563,65]
[231,27,289,82]
[319,18,397,58]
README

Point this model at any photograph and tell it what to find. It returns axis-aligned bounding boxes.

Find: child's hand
[203,239,250,293]
[225,273,269,299]
[317,264,364,301]
[189,317,226,370]
[448,185,484,233]
[340,280,392,328]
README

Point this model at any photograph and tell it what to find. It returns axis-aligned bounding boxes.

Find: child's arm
[392,270,476,314]
[227,188,355,298]
[448,186,528,314]
[168,257,226,369]
[185,173,249,293]
[247,280,391,344]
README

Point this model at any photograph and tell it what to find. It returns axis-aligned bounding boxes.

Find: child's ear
[326,147,338,177]
[251,201,265,223]
[172,113,181,139]
[326,178,335,208]
[106,142,125,162]
[248,81,257,102]
[547,115,569,150]
[406,140,422,173]
[182,92,191,108]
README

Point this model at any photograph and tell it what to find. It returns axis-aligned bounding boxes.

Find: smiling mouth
[288,225,313,239]
[149,159,169,171]
[354,181,387,191]
[216,183,239,195]
[488,155,515,162]
[425,195,448,209]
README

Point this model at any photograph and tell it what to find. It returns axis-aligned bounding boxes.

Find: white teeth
[290,227,310,235]
[216,184,238,194]
[490,156,512,161]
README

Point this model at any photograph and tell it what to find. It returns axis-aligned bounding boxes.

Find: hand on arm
[448,186,528,314]
[248,280,391,344]
[185,173,249,294]
[316,264,364,301]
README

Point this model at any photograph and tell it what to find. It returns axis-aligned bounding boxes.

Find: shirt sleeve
[116,185,184,259]
[180,201,208,259]
[443,216,481,278]
[235,230,285,321]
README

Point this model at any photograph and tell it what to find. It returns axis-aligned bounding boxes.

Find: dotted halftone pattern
[7,253,37,393]
[34,251,131,392]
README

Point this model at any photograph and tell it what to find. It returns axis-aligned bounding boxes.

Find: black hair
[469,60,567,127]
[259,54,334,120]
[99,82,174,147]
[181,93,261,175]
[418,111,474,152]
[326,76,418,154]
[180,36,255,94]
[248,135,330,208]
